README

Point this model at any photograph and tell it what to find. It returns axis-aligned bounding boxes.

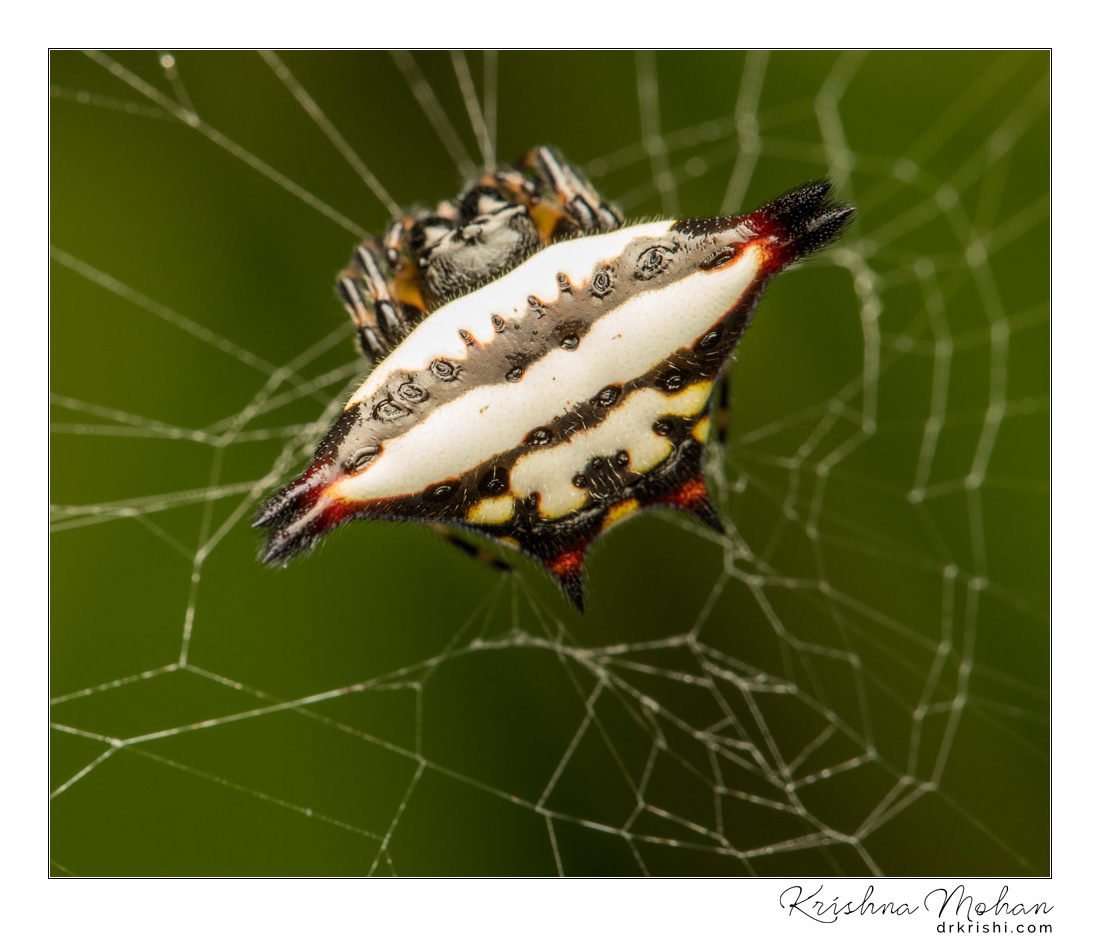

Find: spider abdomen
[256,166,853,610]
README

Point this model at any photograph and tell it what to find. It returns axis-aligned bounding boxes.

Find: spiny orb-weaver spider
[255,146,854,610]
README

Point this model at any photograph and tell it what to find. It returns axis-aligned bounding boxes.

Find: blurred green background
[50,50,1049,876]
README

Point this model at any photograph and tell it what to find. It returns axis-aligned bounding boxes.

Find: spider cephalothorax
[255,147,853,610]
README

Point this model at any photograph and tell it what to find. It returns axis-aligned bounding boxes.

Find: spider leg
[521,145,623,237]
[714,369,732,445]
[473,146,622,242]
[428,524,512,573]
[336,240,422,363]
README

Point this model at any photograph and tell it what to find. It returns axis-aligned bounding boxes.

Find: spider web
[49,50,1050,877]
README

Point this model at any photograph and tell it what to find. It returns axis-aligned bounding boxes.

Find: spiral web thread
[49,50,1049,876]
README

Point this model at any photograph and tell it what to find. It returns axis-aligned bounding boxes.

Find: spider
[255,146,854,610]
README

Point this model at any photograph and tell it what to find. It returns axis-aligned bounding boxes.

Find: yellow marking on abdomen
[531,483,589,520]
[665,380,713,417]
[466,495,515,525]
[602,498,640,531]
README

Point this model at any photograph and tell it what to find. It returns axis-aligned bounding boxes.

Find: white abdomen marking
[346,221,673,409]
[330,245,762,504]
[510,381,715,520]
